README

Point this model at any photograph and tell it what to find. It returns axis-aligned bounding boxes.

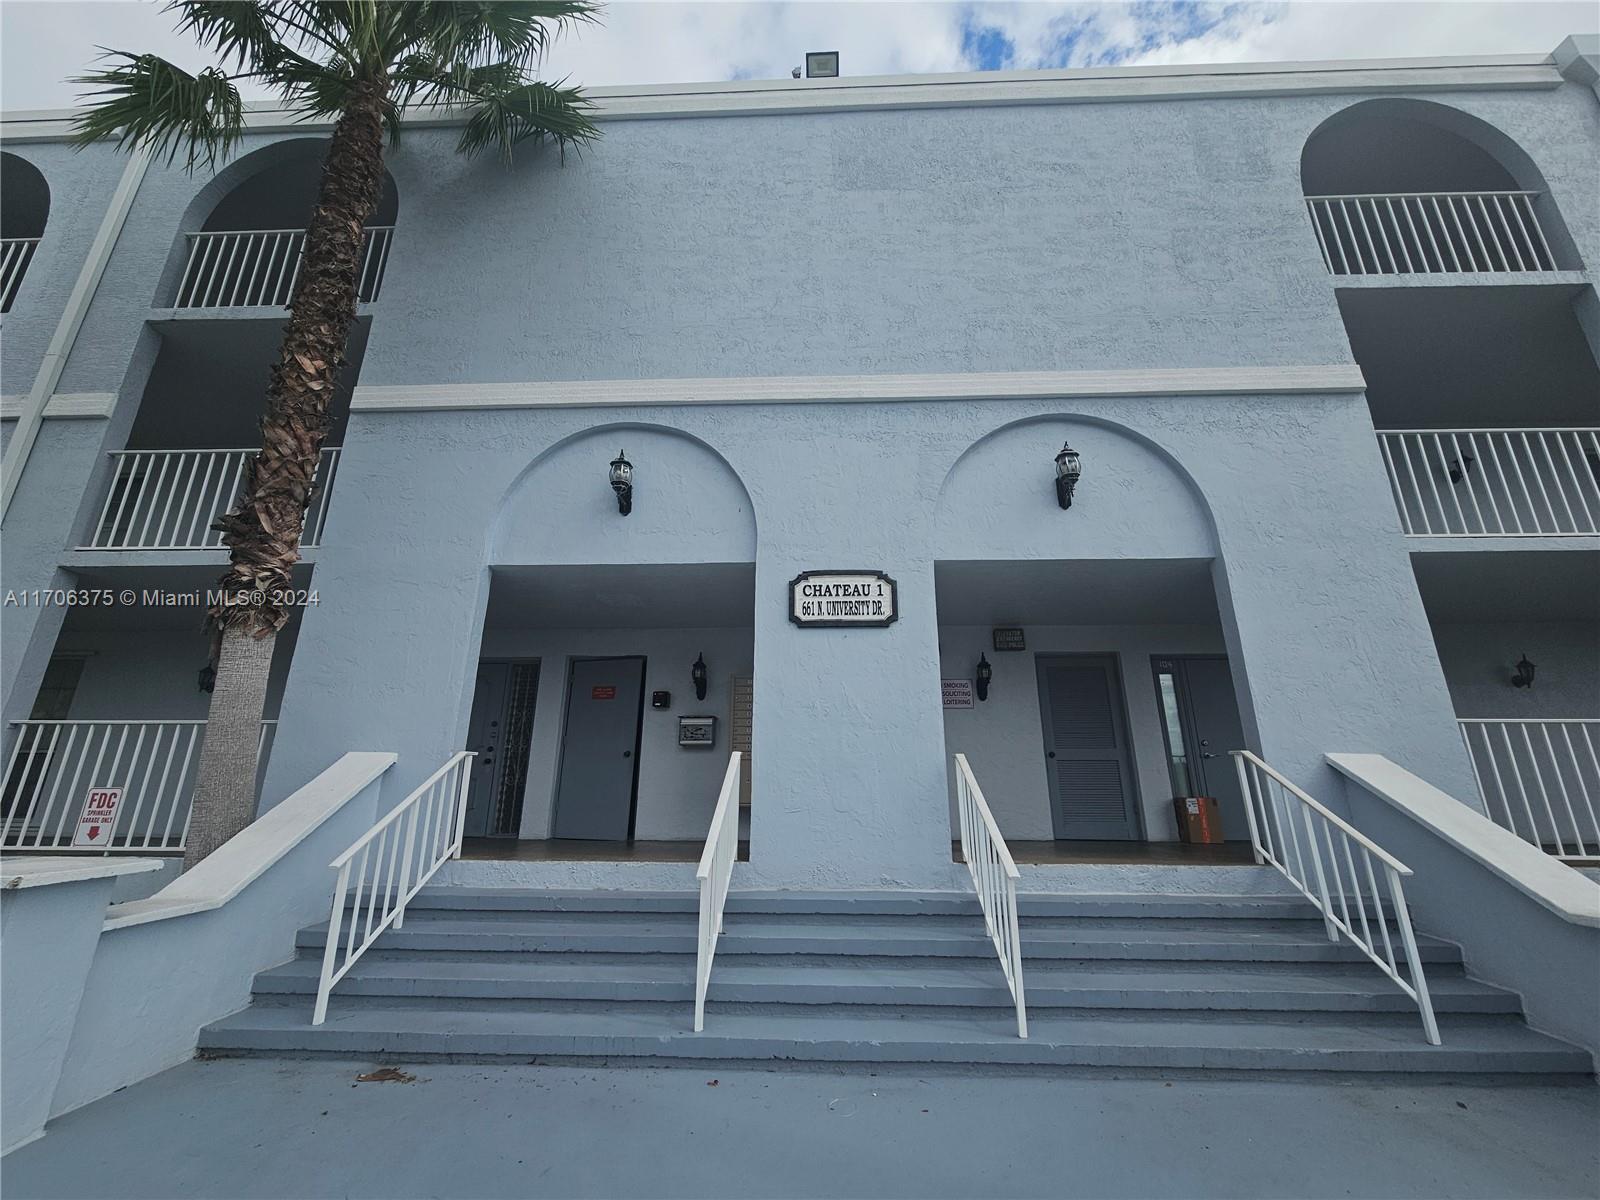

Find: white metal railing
[1231,750,1439,1045]
[1,719,276,853]
[1459,720,1600,864]
[1305,191,1557,276]
[693,751,742,1032]
[1,236,41,312]
[173,225,394,308]
[83,446,341,550]
[953,754,1027,1038]
[313,751,474,1025]
[1378,429,1600,537]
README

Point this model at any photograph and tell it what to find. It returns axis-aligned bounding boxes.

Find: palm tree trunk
[182,79,389,869]
[183,626,274,863]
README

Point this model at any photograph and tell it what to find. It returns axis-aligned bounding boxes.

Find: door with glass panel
[1151,656,1250,841]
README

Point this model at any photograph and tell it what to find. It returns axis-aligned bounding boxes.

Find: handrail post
[450,754,475,857]
[1232,752,1265,865]
[1388,871,1441,1045]
[392,800,420,931]
[312,860,351,1026]
[1300,806,1339,942]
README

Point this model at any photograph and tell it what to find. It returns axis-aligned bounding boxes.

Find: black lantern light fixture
[1448,455,1475,485]
[1055,441,1082,510]
[197,660,217,694]
[975,653,993,702]
[1511,654,1536,689]
[692,652,708,701]
[609,449,633,515]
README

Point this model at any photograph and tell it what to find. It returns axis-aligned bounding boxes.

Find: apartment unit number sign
[789,571,898,628]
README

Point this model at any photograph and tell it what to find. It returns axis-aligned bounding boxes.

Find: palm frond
[71,52,245,170]
[408,2,599,74]
[456,77,597,163]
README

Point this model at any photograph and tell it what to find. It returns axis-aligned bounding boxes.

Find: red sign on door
[591,685,617,700]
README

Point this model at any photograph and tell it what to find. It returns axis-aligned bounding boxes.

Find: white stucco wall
[1432,620,1600,718]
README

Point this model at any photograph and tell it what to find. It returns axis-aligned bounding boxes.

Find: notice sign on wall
[789,571,898,628]
[942,679,975,709]
[591,686,617,700]
[72,787,123,847]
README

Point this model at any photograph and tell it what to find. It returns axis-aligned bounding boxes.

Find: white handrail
[1,718,276,853]
[1305,190,1556,276]
[1,236,42,312]
[1231,750,1439,1044]
[312,750,474,1025]
[83,446,341,550]
[1377,429,1600,537]
[173,225,394,308]
[1458,719,1600,864]
[693,751,742,1033]
[953,754,1027,1038]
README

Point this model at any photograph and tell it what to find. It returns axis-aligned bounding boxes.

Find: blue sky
[2,1,1596,109]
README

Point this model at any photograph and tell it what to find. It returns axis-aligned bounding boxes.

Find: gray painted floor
[4,1058,1597,1200]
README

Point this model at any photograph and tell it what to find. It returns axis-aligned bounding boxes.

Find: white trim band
[0,392,116,420]
[1,54,1563,140]
[352,365,1369,414]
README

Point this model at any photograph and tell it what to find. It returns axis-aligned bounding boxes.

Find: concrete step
[405,889,1331,922]
[296,916,1463,964]
[199,1002,1590,1076]
[252,954,1517,1014]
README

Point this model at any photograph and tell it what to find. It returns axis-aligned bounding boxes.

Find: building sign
[591,686,616,700]
[992,627,1025,651]
[72,787,123,847]
[789,571,898,628]
[942,679,975,709]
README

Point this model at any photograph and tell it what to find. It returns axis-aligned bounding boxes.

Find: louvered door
[1035,655,1140,840]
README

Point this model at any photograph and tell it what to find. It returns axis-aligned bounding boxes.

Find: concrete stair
[200,889,1592,1078]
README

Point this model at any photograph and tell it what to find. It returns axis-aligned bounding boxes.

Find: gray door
[552,657,645,840]
[463,660,540,838]
[1155,656,1250,841]
[1035,655,1141,840]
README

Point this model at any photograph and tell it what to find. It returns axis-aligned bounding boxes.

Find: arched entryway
[468,424,758,860]
[933,415,1258,863]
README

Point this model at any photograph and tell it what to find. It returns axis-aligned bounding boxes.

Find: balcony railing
[1377,429,1600,537]
[83,447,341,551]
[1,236,41,312]
[173,226,394,308]
[1459,720,1599,864]
[1305,192,1557,276]
[1,719,276,853]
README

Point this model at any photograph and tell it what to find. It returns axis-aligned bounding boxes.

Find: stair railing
[312,750,474,1025]
[693,751,742,1032]
[1231,750,1439,1045]
[953,754,1027,1038]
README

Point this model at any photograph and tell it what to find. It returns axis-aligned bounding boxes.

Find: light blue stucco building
[2,41,1598,1138]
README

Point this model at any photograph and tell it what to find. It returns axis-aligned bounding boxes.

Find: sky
[1,0,1596,110]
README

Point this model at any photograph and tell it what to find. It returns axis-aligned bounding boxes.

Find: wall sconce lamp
[1511,654,1536,689]
[197,660,217,694]
[692,652,708,701]
[1055,442,1082,509]
[1448,455,1475,485]
[609,450,633,515]
[975,653,992,702]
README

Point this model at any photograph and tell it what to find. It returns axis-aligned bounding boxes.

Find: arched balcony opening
[169,143,399,310]
[1,152,50,312]
[1301,99,1581,276]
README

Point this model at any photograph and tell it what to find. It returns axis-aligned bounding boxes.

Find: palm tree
[73,2,599,867]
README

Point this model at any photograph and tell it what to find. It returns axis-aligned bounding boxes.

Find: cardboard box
[1173,795,1223,845]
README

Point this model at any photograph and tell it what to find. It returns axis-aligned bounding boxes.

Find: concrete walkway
[3,1058,1596,1199]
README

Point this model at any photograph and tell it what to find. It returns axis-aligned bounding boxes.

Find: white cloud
[1,0,1594,111]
